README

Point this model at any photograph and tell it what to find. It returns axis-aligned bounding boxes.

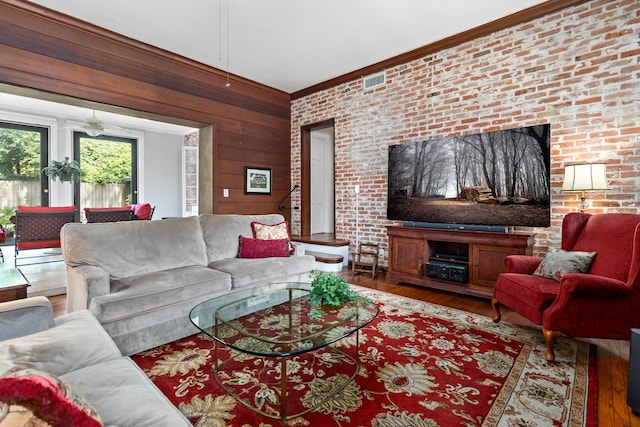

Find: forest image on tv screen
[387,124,551,227]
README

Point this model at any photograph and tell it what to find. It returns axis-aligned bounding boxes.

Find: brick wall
[291,0,639,261]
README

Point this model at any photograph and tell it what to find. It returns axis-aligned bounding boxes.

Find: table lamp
[561,163,608,212]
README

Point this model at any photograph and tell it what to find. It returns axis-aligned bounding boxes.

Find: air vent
[363,71,386,90]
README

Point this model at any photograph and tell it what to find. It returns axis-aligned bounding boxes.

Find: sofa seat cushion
[210,254,315,289]
[90,266,232,323]
[61,357,191,427]
[0,310,121,376]
[493,273,560,324]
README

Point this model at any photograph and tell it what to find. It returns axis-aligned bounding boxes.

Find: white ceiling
[28,0,549,94]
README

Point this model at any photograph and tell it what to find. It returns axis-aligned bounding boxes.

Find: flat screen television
[387,124,551,228]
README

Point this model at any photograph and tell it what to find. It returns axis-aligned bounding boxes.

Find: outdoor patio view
[0,124,135,241]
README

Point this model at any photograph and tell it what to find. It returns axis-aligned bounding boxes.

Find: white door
[182,146,198,216]
[310,129,334,234]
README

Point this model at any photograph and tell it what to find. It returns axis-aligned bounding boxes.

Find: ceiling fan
[80,110,127,137]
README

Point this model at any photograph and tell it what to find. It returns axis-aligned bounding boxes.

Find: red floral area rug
[131,288,597,426]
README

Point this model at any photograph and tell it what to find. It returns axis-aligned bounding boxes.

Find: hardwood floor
[47,268,639,426]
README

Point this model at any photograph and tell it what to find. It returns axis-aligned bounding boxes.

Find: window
[0,121,49,207]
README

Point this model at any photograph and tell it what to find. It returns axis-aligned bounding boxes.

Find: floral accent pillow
[251,221,295,254]
[0,366,102,427]
[532,248,597,281]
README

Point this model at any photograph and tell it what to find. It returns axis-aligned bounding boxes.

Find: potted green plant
[42,157,82,182]
[308,270,370,317]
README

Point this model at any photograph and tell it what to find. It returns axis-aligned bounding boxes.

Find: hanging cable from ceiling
[225,0,230,87]
[218,0,231,88]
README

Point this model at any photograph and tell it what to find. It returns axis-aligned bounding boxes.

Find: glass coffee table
[189,282,378,422]
[0,268,30,302]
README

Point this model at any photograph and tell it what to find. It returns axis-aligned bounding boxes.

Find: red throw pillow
[251,221,295,255]
[0,366,103,427]
[238,236,290,258]
[129,203,152,220]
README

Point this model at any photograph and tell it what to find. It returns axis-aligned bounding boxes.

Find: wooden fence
[0,180,129,209]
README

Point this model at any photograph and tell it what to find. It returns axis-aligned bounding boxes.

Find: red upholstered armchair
[492,212,640,362]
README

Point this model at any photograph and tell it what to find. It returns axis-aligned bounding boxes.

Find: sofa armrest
[504,255,542,274]
[559,273,631,297]
[0,296,54,341]
[292,241,305,256]
[66,265,111,312]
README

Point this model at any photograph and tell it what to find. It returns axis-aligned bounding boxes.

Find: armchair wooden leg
[543,328,560,362]
[491,298,501,323]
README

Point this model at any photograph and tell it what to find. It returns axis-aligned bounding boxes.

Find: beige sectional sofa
[60,213,314,355]
[0,297,192,427]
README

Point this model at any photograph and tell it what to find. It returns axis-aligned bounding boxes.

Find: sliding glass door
[73,132,137,220]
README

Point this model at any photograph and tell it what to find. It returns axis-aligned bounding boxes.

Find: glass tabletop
[0,268,30,289]
[189,282,378,357]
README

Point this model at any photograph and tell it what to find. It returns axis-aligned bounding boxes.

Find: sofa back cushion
[200,214,287,263]
[61,216,207,279]
[562,212,640,282]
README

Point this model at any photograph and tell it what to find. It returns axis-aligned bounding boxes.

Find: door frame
[300,118,334,237]
[73,131,139,219]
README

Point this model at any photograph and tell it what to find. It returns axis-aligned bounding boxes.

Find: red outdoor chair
[14,205,76,267]
[492,212,640,362]
[84,207,134,223]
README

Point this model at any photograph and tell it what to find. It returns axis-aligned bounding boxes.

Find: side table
[0,268,30,302]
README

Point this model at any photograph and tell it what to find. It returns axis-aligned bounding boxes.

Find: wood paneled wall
[0,0,292,217]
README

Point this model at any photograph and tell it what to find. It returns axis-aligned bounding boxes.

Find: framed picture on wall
[244,167,271,194]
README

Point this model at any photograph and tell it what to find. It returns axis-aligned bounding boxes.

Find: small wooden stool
[351,243,379,278]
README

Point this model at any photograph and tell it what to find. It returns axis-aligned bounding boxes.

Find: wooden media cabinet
[386,226,534,299]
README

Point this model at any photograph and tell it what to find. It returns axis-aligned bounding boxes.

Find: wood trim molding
[2,0,288,98]
[291,0,591,99]
[1,1,292,218]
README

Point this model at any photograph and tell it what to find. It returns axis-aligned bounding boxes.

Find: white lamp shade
[562,163,609,192]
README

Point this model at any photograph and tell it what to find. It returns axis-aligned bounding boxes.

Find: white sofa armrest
[66,264,111,312]
[0,296,54,341]
[292,241,305,256]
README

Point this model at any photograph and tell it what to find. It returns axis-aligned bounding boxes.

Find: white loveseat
[61,213,314,355]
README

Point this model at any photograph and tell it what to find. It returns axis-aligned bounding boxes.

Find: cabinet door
[391,237,425,276]
[471,245,516,288]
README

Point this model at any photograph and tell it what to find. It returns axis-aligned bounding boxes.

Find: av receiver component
[425,260,468,283]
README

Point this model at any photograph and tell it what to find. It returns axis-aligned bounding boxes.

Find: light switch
[223,189,229,197]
